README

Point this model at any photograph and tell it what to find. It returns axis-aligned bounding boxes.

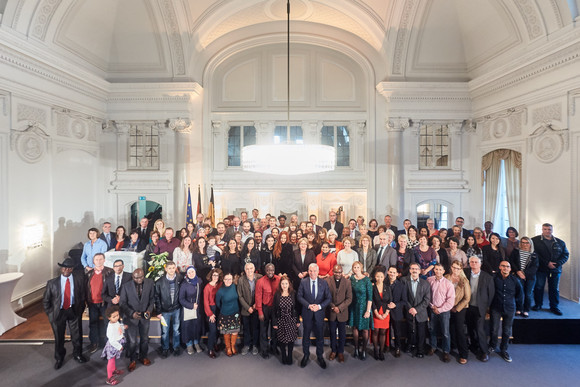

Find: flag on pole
[186,185,193,224]
[208,186,215,227]
[196,185,202,215]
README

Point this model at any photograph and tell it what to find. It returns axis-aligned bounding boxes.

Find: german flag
[208,187,215,227]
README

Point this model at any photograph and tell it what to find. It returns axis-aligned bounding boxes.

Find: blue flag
[186,186,193,224]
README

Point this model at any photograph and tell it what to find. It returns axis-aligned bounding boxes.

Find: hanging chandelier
[242,0,335,175]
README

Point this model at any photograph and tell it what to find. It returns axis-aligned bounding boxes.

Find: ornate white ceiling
[0,0,575,82]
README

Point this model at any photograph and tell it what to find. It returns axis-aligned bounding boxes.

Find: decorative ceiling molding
[391,0,419,76]
[30,0,63,40]
[513,0,544,40]
[157,0,186,76]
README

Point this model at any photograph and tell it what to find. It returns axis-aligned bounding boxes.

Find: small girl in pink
[101,305,126,385]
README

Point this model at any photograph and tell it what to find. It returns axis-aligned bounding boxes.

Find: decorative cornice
[0,91,9,116]
[474,105,527,123]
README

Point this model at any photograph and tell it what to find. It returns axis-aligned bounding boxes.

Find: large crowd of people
[44,210,569,385]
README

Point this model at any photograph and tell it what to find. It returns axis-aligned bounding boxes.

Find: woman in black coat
[386,265,408,357]
[371,265,393,360]
[240,237,261,273]
[509,236,539,317]
[260,234,276,274]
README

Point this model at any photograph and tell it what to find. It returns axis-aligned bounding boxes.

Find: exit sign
[139,196,146,200]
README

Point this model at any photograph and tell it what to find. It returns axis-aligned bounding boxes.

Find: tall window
[228,125,256,166]
[274,125,303,144]
[128,124,159,169]
[419,124,449,169]
[321,125,350,167]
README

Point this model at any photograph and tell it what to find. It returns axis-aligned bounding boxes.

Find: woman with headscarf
[179,266,203,355]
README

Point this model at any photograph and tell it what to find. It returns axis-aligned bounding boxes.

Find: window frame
[128,123,160,170]
[227,123,256,167]
[321,122,351,168]
[419,123,450,170]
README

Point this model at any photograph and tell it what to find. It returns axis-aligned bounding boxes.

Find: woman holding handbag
[179,266,203,355]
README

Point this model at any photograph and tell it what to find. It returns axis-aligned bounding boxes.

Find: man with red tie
[43,258,88,369]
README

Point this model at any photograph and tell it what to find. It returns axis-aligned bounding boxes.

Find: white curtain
[482,149,521,228]
[504,151,522,230]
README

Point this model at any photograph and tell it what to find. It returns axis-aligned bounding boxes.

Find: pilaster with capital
[383,117,410,223]
[170,118,192,225]
[112,121,131,171]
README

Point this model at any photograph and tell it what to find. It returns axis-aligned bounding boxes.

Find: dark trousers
[450,309,468,358]
[534,271,560,309]
[490,309,514,353]
[88,302,107,346]
[302,315,324,357]
[328,319,346,354]
[465,306,488,355]
[207,305,218,350]
[406,316,426,354]
[242,312,260,348]
[50,308,83,361]
[126,318,151,361]
[259,304,276,353]
[518,276,536,312]
[390,319,405,349]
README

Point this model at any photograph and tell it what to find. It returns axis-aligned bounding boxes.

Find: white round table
[0,272,27,336]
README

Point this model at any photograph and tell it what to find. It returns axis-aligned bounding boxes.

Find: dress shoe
[427,347,435,356]
[128,361,137,372]
[300,355,309,368]
[415,352,424,358]
[373,348,379,360]
[394,348,401,358]
[378,351,385,361]
[531,305,542,311]
[160,349,169,359]
[337,353,345,363]
[208,350,216,359]
[73,355,88,363]
[54,359,63,370]
[353,348,359,359]
[522,312,529,318]
[477,353,489,362]
[442,352,451,363]
[329,352,336,361]
[140,357,151,366]
[261,352,270,359]
[551,308,563,316]
[173,347,181,357]
[458,357,468,365]
[405,345,415,354]
[88,343,98,354]
[317,357,327,369]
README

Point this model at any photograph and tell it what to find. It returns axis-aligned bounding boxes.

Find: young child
[206,236,222,265]
[102,305,126,385]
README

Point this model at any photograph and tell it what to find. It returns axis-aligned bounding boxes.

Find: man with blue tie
[297,263,331,369]
[99,222,116,251]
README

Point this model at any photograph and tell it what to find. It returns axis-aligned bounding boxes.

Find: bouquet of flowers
[146,252,169,281]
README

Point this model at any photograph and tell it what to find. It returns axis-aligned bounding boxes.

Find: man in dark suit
[402,262,431,357]
[465,255,495,362]
[223,216,241,243]
[120,268,155,372]
[297,263,331,369]
[137,217,152,244]
[323,210,344,241]
[397,219,412,236]
[309,214,322,234]
[42,258,88,369]
[102,259,132,309]
[99,221,116,251]
[448,217,471,239]
[383,215,398,234]
[325,265,352,363]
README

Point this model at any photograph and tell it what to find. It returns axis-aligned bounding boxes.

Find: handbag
[183,283,200,321]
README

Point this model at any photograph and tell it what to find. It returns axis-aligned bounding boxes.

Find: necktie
[106,233,111,245]
[378,247,384,261]
[311,281,316,299]
[115,275,120,294]
[63,278,71,309]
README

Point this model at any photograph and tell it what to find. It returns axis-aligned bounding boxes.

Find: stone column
[385,117,410,225]
[169,118,192,226]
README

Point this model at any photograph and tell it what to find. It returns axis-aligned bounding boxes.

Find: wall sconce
[23,223,43,249]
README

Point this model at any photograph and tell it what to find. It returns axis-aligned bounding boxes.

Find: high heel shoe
[353,348,359,359]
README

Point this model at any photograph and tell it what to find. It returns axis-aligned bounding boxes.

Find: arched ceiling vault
[0,0,575,83]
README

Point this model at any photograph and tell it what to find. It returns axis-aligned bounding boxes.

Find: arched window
[416,200,451,230]
[274,125,303,144]
[228,125,256,166]
[321,124,350,167]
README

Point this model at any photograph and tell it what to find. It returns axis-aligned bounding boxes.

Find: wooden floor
[0,302,53,341]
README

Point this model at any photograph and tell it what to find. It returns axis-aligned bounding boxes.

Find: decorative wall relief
[11,125,51,163]
[53,108,101,141]
[17,104,47,126]
[532,103,562,126]
[477,106,526,141]
[527,123,569,163]
[492,118,508,139]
